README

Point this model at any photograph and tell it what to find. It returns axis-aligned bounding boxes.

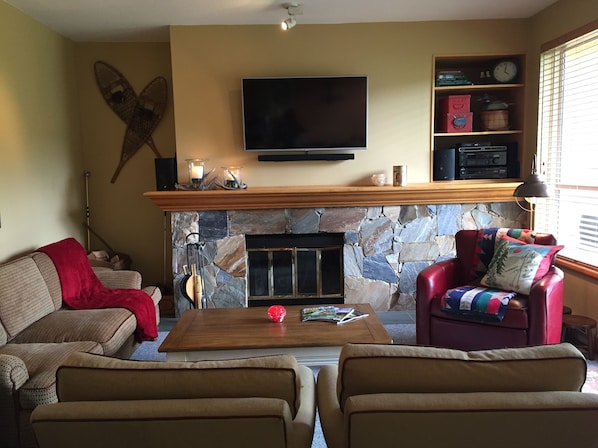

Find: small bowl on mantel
[371,173,386,187]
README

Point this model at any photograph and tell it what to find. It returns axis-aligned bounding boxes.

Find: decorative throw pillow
[469,228,536,281]
[480,236,563,295]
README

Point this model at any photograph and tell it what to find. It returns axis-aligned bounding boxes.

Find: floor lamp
[513,155,551,228]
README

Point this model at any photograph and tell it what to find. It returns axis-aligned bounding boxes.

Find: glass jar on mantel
[221,166,243,189]
[186,159,205,188]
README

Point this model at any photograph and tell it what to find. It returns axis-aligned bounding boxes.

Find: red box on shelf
[441,95,471,114]
[441,112,473,133]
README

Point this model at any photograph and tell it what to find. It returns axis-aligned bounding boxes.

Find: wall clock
[492,60,518,83]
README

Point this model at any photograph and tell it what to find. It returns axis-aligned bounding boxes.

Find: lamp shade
[513,173,551,198]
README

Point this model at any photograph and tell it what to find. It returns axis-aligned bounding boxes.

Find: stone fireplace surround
[144,183,525,316]
[167,200,524,317]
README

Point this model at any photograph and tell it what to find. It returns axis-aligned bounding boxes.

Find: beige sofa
[0,249,162,448]
[31,351,316,448]
[317,343,598,448]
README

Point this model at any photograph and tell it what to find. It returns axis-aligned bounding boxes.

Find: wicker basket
[480,110,509,131]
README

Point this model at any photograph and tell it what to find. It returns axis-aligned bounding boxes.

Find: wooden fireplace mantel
[144,181,521,211]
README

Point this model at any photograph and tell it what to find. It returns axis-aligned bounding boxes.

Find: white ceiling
[5,0,558,42]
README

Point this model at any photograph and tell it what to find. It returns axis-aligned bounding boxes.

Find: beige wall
[74,43,176,286]
[0,2,83,259]
[2,0,597,310]
[528,0,598,319]
[170,21,527,187]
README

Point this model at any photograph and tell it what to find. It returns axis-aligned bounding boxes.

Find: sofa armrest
[528,265,565,345]
[316,365,344,448]
[0,353,29,390]
[142,285,162,325]
[93,270,142,289]
[142,286,162,307]
[292,366,316,448]
[415,258,461,345]
[0,354,29,448]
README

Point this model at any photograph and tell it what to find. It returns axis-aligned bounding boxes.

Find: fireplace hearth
[246,233,344,307]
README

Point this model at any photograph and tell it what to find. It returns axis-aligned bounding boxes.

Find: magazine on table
[301,306,369,324]
[337,309,369,325]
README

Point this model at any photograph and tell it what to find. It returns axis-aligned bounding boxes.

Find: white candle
[191,165,204,180]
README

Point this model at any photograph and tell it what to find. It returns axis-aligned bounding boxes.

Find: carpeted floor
[129,313,598,448]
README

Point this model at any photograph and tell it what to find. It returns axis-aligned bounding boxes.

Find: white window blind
[535,25,598,268]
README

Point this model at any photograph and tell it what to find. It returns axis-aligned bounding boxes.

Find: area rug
[130,331,167,361]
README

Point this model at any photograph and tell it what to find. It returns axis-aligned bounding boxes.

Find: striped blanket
[440,285,516,322]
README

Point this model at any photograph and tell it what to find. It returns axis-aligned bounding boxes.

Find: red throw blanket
[37,238,158,342]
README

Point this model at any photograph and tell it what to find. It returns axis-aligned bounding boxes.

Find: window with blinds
[535,23,598,268]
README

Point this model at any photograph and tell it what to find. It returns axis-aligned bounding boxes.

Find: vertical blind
[535,24,598,268]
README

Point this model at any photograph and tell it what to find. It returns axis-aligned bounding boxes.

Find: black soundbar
[258,153,355,162]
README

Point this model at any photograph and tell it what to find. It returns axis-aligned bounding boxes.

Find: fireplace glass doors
[246,233,344,306]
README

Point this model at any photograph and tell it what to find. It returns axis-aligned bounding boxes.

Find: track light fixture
[281,4,302,31]
[281,16,296,30]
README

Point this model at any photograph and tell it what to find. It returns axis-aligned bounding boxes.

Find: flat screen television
[241,76,368,152]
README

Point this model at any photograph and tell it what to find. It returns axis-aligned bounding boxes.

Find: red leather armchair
[416,229,564,351]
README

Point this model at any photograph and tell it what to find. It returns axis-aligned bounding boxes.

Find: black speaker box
[155,157,177,190]
[433,147,455,180]
[506,142,521,178]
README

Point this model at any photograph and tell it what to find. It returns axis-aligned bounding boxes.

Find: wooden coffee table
[159,303,391,366]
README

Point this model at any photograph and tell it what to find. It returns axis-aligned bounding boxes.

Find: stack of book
[436,70,473,86]
[300,306,369,325]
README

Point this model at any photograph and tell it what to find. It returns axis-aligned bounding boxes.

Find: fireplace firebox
[246,233,344,307]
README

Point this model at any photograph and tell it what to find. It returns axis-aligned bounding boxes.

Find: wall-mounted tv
[241,76,368,153]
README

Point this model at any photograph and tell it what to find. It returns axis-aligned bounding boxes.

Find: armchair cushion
[481,237,564,294]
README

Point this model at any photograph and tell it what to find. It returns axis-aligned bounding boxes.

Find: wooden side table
[561,314,597,360]
[563,306,572,315]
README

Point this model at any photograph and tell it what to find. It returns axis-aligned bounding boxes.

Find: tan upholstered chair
[317,343,598,448]
[31,352,316,448]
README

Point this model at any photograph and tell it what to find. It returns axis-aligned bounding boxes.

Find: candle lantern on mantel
[186,159,205,188]
[222,166,243,189]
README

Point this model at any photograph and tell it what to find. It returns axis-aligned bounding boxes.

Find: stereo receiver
[459,166,508,179]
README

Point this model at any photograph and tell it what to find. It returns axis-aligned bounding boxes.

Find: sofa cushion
[0,256,56,341]
[56,352,303,417]
[31,252,64,310]
[336,343,587,409]
[32,397,294,448]
[10,308,136,357]
[0,342,102,410]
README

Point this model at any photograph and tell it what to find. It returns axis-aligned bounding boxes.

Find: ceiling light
[281,16,296,30]
[281,4,302,31]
